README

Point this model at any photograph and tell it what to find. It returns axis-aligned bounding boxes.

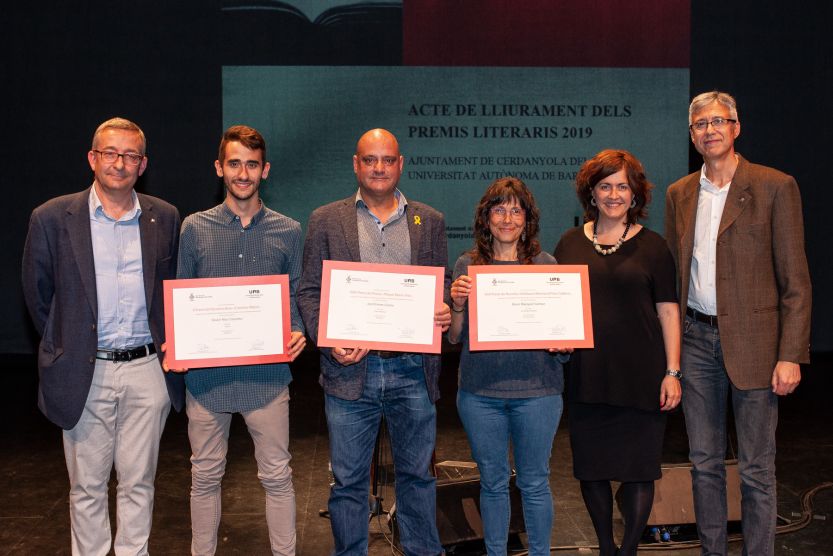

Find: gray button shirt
[355,189,411,265]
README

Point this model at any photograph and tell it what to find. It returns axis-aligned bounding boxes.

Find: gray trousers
[186,388,295,555]
[63,354,170,556]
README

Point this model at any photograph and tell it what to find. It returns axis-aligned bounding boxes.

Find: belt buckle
[99,344,150,362]
[96,349,115,361]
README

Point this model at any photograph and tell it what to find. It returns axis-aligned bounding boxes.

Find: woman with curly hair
[555,149,681,555]
[448,176,569,555]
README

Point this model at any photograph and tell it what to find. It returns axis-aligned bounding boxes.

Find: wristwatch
[666,369,682,379]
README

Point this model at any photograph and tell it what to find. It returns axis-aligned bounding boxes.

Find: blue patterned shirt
[355,189,421,366]
[177,202,305,413]
[355,188,411,265]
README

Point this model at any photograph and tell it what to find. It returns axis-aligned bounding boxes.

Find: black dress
[554,226,677,481]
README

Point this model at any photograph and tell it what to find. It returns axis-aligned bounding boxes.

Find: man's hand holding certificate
[467,264,593,351]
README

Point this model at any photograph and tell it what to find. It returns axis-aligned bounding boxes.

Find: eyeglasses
[93,149,145,166]
[360,155,399,167]
[490,206,525,219]
[689,117,737,132]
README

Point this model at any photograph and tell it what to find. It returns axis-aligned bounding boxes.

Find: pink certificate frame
[318,260,444,354]
[468,264,594,351]
[163,275,291,369]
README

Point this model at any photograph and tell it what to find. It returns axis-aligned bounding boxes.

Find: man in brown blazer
[665,91,811,555]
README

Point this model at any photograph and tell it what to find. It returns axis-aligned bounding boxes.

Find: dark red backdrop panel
[403,0,690,68]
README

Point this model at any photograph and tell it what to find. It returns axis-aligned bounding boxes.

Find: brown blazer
[665,155,811,389]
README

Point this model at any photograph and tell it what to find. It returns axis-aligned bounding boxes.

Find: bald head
[353,128,404,200]
[355,128,400,155]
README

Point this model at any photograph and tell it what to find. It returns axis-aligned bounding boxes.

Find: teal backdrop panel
[223,66,689,267]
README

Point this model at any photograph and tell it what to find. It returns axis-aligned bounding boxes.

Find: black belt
[686,307,718,328]
[96,343,156,362]
[368,350,410,359]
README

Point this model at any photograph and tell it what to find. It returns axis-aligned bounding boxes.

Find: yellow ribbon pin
[414,215,421,225]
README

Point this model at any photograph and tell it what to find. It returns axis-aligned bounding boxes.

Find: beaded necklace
[592,221,631,256]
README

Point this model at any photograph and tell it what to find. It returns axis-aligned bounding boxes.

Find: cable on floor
[505,481,833,554]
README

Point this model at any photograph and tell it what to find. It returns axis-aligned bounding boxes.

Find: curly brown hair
[469,176,541,265]
[575,149,653,224]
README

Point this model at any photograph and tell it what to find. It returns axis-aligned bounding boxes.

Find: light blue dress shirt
[88,186,152,349]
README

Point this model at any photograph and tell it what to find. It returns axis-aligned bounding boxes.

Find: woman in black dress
[554,149,681,556]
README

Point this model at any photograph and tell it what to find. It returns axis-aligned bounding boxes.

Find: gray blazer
[297,195,450,402]
[665,155,812,389]
[22,187,185,429]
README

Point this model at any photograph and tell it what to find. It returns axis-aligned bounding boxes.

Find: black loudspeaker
[389,460,526,549]
[645,459,742,525]
[435,475,526,546]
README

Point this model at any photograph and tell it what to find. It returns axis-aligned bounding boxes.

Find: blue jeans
[457,389,563,556]
[681,316,778,556]
[325,354,442,556]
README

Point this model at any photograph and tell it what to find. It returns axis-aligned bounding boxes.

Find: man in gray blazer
[665,92,811,555]
[22,118,184,555]
[298,129,451,556]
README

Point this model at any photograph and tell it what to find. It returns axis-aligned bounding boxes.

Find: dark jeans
[682,315,778,556]
[325,354,442,556]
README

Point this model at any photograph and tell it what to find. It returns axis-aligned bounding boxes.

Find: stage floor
[1,350,831,555]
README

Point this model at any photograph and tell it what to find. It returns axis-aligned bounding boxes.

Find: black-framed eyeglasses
[689,117,737,132]
[93,149,145,166]
[360,155,399,167]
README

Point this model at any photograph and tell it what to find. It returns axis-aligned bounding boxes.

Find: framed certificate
[468,264,593,351]
[318,260,444,354]
[163,275,291,369]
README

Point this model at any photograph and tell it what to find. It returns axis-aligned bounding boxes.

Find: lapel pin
[414,215,421,225]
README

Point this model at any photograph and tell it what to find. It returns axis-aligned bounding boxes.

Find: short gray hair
[689,91,738,124]
[92,117,147,154]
